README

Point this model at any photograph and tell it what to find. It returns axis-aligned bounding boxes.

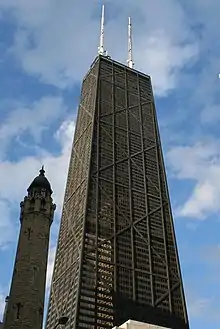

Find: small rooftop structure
[112,320,170,329]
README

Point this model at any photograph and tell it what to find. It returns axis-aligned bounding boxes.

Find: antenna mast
[98,5,106,56]
[127,17,134,68]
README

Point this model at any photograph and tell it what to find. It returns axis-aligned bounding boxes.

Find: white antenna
[98,5,106,55]
[127,16,134,68]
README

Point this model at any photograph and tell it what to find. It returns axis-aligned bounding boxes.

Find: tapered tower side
[46,59,100,329]
[3,168,56,329]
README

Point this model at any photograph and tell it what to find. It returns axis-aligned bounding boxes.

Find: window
[27,228,31,240]
[16,303,22,319]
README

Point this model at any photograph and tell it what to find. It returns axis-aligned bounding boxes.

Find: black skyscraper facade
[46,55,189,329]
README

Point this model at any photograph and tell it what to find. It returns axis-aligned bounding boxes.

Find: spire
[98,5,107,56]
[39,165,45,176]
[127,16,134,68]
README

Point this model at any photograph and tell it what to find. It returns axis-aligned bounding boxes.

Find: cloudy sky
[0,0,220,328]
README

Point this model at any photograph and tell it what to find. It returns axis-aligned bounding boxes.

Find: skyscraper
[46,52,189,329]
[3,168,56,329]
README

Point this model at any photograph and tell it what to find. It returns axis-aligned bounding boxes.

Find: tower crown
[27,166,52,195]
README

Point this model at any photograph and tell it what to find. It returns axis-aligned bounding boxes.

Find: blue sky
[0,0,220,328]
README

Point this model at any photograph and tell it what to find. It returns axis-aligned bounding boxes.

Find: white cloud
[0,118,74,208]
[135,30,197,95]
[180,181,217,218]
[0,118,75,249]
[167,140,220,219]
[46,246,56,291]
[0,96,67,156]
[0,0,198,95]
